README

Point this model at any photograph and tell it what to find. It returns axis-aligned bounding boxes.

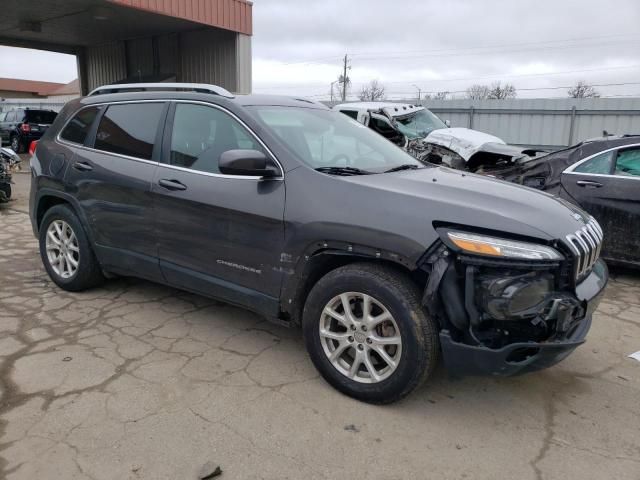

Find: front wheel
[302,263,439,404]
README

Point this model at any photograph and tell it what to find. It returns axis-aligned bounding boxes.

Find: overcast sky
[1,0,639,100]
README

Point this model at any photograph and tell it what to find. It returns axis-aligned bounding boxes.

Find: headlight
[445,231,563,261]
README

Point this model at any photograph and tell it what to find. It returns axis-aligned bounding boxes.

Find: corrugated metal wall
[83,28,243,93]
[107,0,253,35]
[420,98,640,148]
[235,33,252,94]
[85,43,127,92]
[179,28,237,91]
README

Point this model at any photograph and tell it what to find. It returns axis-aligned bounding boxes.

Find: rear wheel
[303,263,439,404]
[39,204,104,291]
[10,136,23,154]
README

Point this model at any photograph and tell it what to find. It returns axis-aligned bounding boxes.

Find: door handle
[72,161,93,172]
[576,180,603,188]
[158,179,187,191]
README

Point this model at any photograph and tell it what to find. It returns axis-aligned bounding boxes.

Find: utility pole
[412,84,421,102]
[341,54,348,101]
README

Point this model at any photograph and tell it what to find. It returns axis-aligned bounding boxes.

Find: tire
[39,204,104,291]
[0,182,11,202]
[302,263,439,404]
[10,136,24,154]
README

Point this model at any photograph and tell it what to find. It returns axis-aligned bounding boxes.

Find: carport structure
[0,0,253,95]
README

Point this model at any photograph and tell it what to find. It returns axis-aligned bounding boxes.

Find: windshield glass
[393,108,446,139]
[249,106,424,173]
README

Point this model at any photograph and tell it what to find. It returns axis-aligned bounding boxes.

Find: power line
[263,32,640,68]
[301,81,640,99]
[253,64,640,91]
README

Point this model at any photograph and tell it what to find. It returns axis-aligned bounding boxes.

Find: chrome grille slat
[564,217,603,280]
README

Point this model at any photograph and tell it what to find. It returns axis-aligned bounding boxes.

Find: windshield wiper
[314,166,374,176]
[384,164,421,173]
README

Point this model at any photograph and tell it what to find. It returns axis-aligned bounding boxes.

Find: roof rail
[88,83,234,98]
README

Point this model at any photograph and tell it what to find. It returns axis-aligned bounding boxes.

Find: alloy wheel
[45,220,80,279]
[319,292,402,384]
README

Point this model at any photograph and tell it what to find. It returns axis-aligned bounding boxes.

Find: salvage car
[30,83,607,403]
[0,108,57,153]
[334,102,542,169]
[0,147,21,202]
[485,135,640,267]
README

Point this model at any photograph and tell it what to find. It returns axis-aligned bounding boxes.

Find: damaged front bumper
[424,246,608,377]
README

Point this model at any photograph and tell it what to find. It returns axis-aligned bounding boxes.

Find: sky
[1,0,639,100]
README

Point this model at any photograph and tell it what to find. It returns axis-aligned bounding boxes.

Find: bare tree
[488,82,517,99]
[466,84,491,99]
[359,79,386,101]
[433,91,449,100]
[568,81,600,98]
[335,74,351,101]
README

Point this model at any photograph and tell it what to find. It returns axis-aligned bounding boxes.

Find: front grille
[564,217,603,280]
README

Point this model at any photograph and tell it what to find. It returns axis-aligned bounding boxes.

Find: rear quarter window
[60,107,100,145]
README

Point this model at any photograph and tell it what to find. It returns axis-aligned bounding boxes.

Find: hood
[425,128,506,161]
[345,166,589,242]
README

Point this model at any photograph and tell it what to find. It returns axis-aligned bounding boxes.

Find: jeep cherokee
[30,83,608,404]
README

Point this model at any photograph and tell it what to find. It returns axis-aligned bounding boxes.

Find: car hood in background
[425,128,506,161]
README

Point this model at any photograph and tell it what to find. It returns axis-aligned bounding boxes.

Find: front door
[152,102,286,317]
[561,145,640,264]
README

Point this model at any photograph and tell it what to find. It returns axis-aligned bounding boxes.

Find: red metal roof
[107,0,253,35]
[49,79,81,96]
[0,78,66,96]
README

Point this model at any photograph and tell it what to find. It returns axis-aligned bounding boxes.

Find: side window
[573,151,614,175]
[94,103,164,160]
[6,111,15,122]
[169,103,265,174]
[60,107,100,145]
[615,148,640,177]
[340,110,358,120]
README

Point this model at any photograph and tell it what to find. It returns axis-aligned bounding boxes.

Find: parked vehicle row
[30,83,607,403]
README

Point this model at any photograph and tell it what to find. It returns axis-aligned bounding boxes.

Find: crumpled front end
[421,220,608,376]
[0,147,21,203]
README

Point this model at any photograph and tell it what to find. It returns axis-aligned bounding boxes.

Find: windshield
[393,108,446,139]
[249,106,424,173]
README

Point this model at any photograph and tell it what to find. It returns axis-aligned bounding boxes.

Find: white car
[333,102,541,171]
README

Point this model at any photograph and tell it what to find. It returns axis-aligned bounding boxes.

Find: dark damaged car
[485,135,640,267]
[30,83,607,403]
[0,147,21,202]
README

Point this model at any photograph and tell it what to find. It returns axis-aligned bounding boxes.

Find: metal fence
[328,97,640,149]
[411,98,640,149]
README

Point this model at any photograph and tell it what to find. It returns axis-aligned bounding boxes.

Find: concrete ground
[1,168,639,480]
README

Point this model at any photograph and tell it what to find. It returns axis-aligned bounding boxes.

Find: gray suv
[30,83,608,403]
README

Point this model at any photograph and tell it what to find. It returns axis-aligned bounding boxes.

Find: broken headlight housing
[444,230,563,261]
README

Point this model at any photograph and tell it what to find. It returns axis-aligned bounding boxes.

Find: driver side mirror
[444,119,451,127]
[219,150,280,178]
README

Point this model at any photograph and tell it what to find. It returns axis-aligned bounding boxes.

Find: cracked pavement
[1,172,639,479]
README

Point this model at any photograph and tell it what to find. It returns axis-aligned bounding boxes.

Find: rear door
[152,101,286,316]
[560,145,640,263]
[62,101,167,280]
